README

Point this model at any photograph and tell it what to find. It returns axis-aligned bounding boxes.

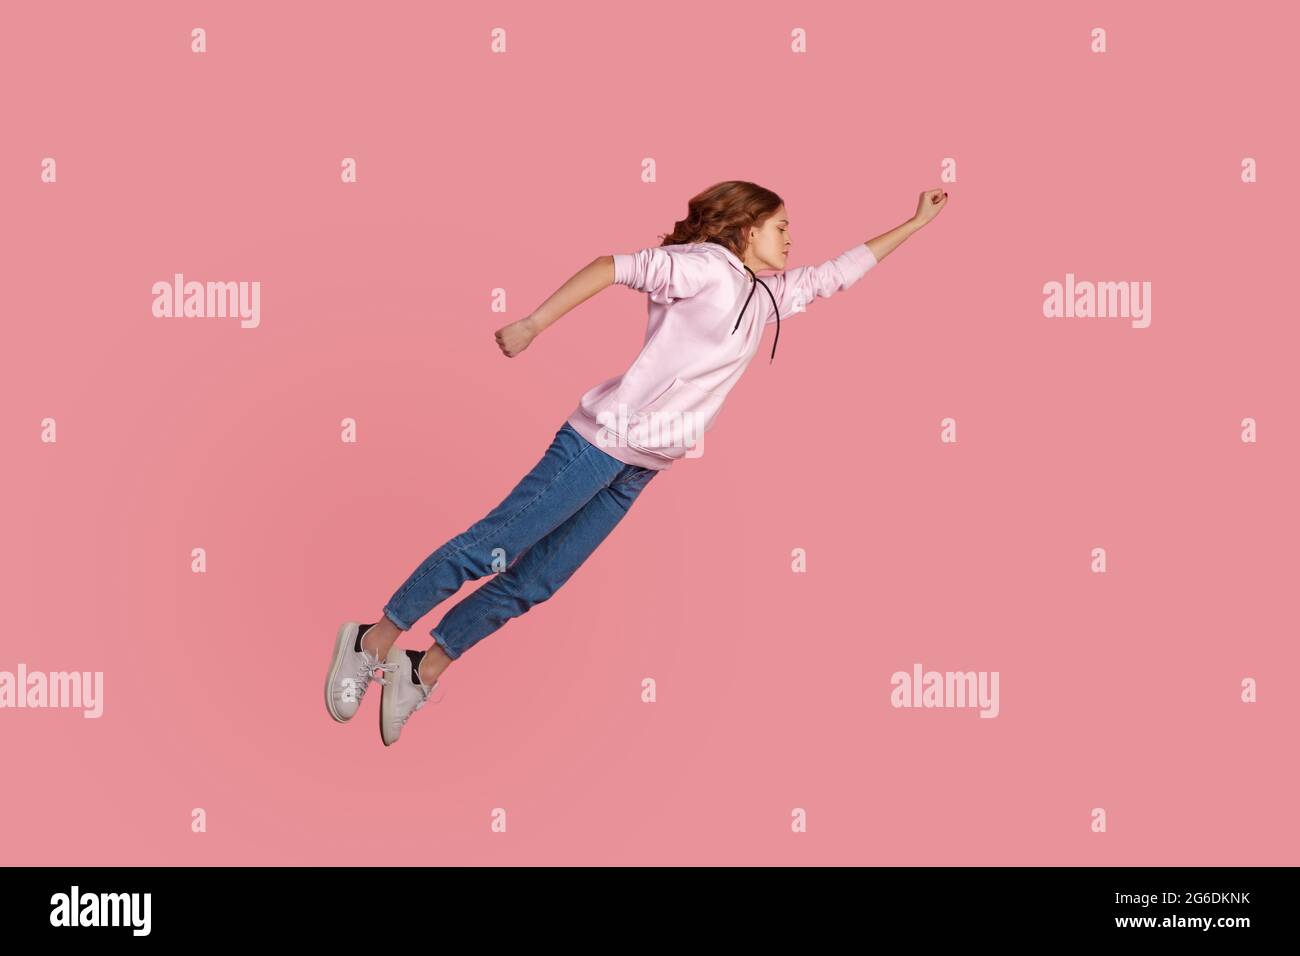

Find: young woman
[324,180,948,745]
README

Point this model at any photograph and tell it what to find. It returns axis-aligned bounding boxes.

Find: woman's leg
[364,423,626,659]
[413,462,659,680]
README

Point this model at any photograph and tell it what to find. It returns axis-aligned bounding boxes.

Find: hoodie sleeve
[612,244,715,305]
[762,242,878,325]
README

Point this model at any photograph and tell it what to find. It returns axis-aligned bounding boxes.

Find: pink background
[3,1,1297,865]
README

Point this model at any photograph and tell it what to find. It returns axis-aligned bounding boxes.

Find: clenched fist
[494,314,538,358]
[912,188,949,227]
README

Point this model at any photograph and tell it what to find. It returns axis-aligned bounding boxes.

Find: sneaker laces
[373,657,402,687]
[338,650,390,703]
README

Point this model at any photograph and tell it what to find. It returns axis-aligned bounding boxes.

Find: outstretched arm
[494,256,614,358]
[763,188,950,325]
[494,242,715,357]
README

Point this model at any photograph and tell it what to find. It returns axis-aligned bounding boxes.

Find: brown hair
[656,180,784,258]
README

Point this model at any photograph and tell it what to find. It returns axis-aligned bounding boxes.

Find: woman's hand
[911,188,949,228]
[494,314,538,357]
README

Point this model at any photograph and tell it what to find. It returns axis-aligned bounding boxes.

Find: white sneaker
[379,645,438,747]
[324,622,392,722]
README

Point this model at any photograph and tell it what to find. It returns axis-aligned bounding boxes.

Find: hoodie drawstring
[731,265,783,363]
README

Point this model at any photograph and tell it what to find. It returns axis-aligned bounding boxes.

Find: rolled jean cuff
[430,627,461,661]
[382,606,411,631]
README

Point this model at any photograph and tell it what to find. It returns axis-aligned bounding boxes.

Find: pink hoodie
[565,239,879,469]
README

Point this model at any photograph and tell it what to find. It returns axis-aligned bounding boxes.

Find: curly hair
[656,180,785,258]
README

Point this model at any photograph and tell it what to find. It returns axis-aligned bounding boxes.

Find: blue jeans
[382,421,659,660]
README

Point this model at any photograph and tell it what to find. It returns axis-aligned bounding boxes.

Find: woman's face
[743,205,791,272]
